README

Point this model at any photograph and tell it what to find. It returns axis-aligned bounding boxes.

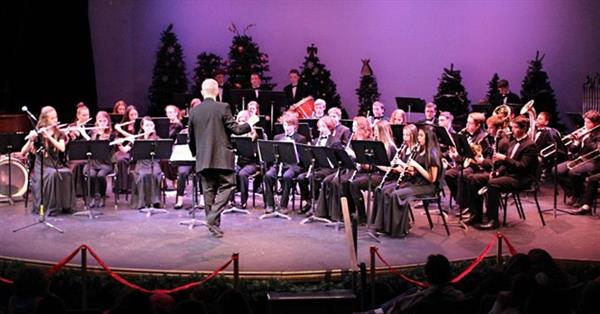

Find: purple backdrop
[89,0,600,121]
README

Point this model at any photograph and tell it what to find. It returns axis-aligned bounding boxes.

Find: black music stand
[340,119,354,129]
[260,91,286,130]
[13,131,64,233]
[272,123,312,142]
[225,137,256,215]
[351,140,391,243]
[229,89,255,113]
[296,145,335,225]
[542,133,572,217]
[109,114,124,125]
[390,125,404,148]
[132,139,173,217]
[395,97,425,123]
[0,132,26,205]
[135,118,170,139]
[299,119,319,140]
[257,140,297,220]
[68,140,111,219]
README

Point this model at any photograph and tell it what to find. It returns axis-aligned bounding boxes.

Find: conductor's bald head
[201,79,219,99]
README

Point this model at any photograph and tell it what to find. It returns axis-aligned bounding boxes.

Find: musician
[113,105,139,193]
[368,101,388,125]
[84,111,115,208]
[21,106,75,216]
[233,110,263,209]
[464,115,510,225]
[328,107,352,146]
[314,116,372,220]
[370,124,418,236]
[67,103,91,197]
[417,102,438,125]
[349,120,397,222]
[498,79,521,105]
[444,112,488,213]
[112,100,127,115]
[576,171,600,215]
[297,116,341,213]
[215,70,231,106]
[390,109,407,125]
[129,117,163,209]
[162,105,184,190]
[283,69,309,105]
[556,110,600,207]
[188,79,255,237]
[535,112,561,175]
[263,112,308,214]
[311,99,327,119]
[477,115,539,230]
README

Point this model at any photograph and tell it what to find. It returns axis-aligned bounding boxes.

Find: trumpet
[539,124,600,158]
[109,132,151,146]
[566,146,600,170]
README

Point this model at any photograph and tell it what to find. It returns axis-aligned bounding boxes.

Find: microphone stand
[13,130,64,233]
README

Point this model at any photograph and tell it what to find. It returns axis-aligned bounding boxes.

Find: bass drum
[0,157,29,198]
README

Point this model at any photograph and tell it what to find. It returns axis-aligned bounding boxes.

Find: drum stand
[13,139,63,233]
[1,148,15,205]
[1,133,26,205]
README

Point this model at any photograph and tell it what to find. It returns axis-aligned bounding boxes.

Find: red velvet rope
[371,247,429,288]
[450,234,497,283]
[0,277,13,285]
[501,234,518,256]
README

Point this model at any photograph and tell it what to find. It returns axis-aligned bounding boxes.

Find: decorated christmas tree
[191,52,223,97]
[520,51,563,130]
[300,44,342,111]
[486,73,502,107]
[433,63,470,124]
[226,24,274,90]
[148,24,188,116]
[356,59,381,116]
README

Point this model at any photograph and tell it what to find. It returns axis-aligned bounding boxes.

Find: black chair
[500,160,546,227]
[412,167,450,236]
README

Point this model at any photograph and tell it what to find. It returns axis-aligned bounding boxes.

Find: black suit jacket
[498,137,538,181]
[333,124,352,147]
[216,84,233,112]
[188,98,251,172]
[283,83,310,105]
[503,92,520,105]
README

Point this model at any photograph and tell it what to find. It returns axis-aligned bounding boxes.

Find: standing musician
[348,120,397,223]
[283,69,309,106]
[390,109,407,125]
[311,99,327,119]
[463,115,511,226]
[314,116,372,220]
[84,111,115,208]
[297,116,342,214]
[21,106,76,216]
[370,124,419,236]
[263,112,308,214]
[498,79,521,105]
[233,110,264,209]
[476,115,539,230]
[417,102,438,125]
[112,100,127,115]
[328,107,352,146]
[113,105,139,193]
[555,110,600,207]
[215,70,231,107]
[162,105,184,191]
[444,112,488,214]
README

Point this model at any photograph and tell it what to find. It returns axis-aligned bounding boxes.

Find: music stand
[542,133,572,217]
[0,132,26,205]
[135,118,170,139]
[225,137,256,215]
[109,114,124,125]
[132,139,173,217]
[296,145,335,225]
[299,119,319,140]
[390,125,404,148]
[260,91,287,131]
[395,97,425,123]
[257,140,298,220]
[229,89,255,113]
[340,119,354,129]
[351,140,391,243]
[68,140,111,219]
[13,131,64,233]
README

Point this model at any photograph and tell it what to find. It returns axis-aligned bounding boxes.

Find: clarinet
[376,144,405,190]
[396,144,420,185]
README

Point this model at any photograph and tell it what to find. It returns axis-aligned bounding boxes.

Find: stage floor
[1,184,600,276]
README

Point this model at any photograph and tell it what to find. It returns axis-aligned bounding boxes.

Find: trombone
[539,124,600,158]
[566,146,600,170]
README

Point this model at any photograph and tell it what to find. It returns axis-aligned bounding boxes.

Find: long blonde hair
[374,120,396,152]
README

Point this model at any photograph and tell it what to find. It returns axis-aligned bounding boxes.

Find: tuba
[520,100,536,141]
[493,104,512,129]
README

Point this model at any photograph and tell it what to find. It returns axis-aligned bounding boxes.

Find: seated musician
[263,112,308,214]
[21,106,76,216]
[297,116,341,214]
[311,99,327,119]
[113,105,139,193]
[417,102,438,125]
[464,115,510,225]
[112,100,127,115]
[129,116,163,209]
[444,112,488,214]
[389,109,407,125]
[161,105,184,190]
[348,120,397,223]
[576,170,600,215]
[84,111,115,208]
[233,110,263,209]
[370,124,418,236]
[314,116,372,220]
[477,115,539,230]
[534,112,561,177]
[437,111,455,168]
[368,101,388,125]
[66,103,91,197]
[328,107,352,146]
[556,110,600,207]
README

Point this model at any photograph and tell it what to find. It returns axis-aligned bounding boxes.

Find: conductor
[189,79,258,237]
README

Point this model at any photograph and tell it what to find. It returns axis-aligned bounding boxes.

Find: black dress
[83,132,115,199]
[129,134,163,208]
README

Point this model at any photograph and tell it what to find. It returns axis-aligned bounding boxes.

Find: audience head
[217,288,252,314]
[150,292,175,314]
[390,109,406,125]
[424,254,452,285]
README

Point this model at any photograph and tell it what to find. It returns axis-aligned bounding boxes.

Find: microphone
[22,106,38,122]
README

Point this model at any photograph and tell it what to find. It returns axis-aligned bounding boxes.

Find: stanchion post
[370,246,376,309]
[81,247,88,310]
[496,233,503,265]
[233,253,240,291]
[359,262,367,311]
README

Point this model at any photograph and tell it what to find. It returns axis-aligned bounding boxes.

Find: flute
[109,132,151,146]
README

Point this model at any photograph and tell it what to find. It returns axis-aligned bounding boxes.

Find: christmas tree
[148,24,188,116]
[486,73,502,107]
[356,59,381,116]
[300,44,342,111]
[433,63,470,124]
[520,51,563,130]
[226,23,274,90]
[191,52,223,97]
